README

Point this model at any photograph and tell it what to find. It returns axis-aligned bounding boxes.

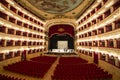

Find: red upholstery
[52,57,112,80]
[30,56,57,63]
[59,57,88,64]
[4,56,57,78]
[0,74,25,80]
[52,63,112,80]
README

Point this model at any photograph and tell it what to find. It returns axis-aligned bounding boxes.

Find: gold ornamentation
[58,28,64,32]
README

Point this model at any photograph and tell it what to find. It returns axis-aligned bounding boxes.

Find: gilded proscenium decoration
[58,28,64,32]
[27,0,83,14]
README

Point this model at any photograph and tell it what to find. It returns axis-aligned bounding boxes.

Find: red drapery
[49,24,74,38]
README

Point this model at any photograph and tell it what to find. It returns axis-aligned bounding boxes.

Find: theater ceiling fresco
[15,0,95,21]
[27,0,83,14]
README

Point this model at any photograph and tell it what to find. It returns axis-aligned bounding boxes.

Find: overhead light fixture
[14,16,20,20]
[92,14,97,19]
[15,6,21,11]
[0,21,4,25]
[105,1,113,8]
[97,0,102,3]
[87,9,92,13]
[6,12,13,16]
[22,10,27,14]
[113,15,117,19]
[118,57,120,60]
[6,0,14,5]
[0,4,5,11]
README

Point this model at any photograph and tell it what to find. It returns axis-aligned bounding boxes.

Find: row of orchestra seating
[59,57,88,64]
[30,56,57,63]
[3,61,53,78]
[52,57,112,80]
[0,74,25,80]
[52,63,112,80]
[3,56,112,80]
[3,56,57,78]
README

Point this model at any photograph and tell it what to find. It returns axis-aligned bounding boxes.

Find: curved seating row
[59,57,88,64]
[30,56,57,63]
[0,74,25,80]
[52,57,112,80]
[4,56,57,78]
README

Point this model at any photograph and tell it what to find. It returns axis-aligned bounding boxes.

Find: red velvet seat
[3,56,57,78]
[52,57,112,80]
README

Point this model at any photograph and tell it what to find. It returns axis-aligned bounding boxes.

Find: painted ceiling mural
[27,0,83,14]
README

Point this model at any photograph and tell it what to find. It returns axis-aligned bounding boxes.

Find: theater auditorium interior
[0,0,120,80]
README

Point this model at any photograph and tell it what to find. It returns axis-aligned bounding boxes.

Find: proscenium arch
[44,18,77,31]
[46,22,76,30]
[48,24,75,50]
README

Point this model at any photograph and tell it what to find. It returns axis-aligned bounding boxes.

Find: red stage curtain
[49,24,74,38]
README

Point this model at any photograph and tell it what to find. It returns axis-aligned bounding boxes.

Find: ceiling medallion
[27,0,83,14]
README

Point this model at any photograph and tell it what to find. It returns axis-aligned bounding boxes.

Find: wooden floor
[0,57,60,80]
